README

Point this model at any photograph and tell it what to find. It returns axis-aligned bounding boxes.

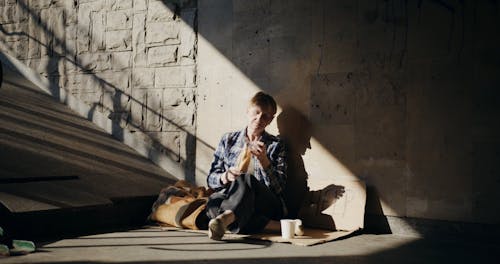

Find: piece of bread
[237,146,251,172]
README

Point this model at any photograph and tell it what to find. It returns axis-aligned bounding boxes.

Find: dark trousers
[206,173,283,234]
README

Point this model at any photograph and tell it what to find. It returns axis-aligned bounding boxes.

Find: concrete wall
[0,0,198,181]
[196,0,500,227]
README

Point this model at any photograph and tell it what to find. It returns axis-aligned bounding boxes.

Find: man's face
[247,104,275,133]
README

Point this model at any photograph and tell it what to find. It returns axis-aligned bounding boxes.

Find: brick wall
[0,0,197,181]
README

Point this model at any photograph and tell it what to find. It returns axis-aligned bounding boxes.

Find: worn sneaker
[208,218,226,240]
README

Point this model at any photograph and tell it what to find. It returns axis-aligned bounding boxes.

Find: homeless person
[205,91,288,240]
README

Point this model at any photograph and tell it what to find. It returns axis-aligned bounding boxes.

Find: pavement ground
[0,226,499,264]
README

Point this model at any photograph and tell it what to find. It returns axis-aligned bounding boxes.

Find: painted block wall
[0,0,198,181]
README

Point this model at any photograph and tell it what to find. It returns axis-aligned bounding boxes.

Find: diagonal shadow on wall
[0,0,218,185]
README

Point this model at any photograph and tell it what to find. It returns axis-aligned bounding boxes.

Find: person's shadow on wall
[277,106,311,219]
[277,106,345,230]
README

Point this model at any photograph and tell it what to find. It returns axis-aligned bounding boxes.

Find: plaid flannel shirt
[207,128,287,198]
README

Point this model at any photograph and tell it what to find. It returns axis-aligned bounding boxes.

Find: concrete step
[0,115,169,180]
[0,196,157,241]
[0,59,176,240]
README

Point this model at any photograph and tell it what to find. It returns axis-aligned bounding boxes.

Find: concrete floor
[1,226,498,264]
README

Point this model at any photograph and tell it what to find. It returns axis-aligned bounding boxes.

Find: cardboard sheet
[249,228,357,246]
[301,179,367,231]
[158,179,366,246]
[254,179,366,246]
[159,225,357,246]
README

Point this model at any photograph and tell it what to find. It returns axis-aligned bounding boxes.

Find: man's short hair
[250,91,277,114]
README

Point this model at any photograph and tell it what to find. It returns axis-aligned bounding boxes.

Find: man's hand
[249,141,271,169]
[221,167,242,184]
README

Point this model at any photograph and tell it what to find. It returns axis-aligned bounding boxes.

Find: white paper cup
[280,219,295,240]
